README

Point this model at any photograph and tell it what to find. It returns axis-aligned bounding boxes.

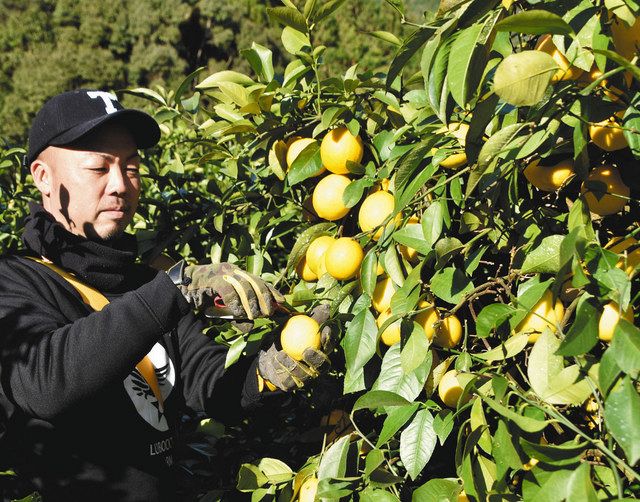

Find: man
[0,89,330,501]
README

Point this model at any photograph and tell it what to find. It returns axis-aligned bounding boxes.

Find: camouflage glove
[257,305,334,392]
[167,260,284,319]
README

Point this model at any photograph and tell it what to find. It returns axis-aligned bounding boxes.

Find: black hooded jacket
[0,203,260,501]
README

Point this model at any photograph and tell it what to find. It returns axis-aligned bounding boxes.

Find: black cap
[26,89,161,165]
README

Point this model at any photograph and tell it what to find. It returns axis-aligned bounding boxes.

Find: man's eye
[91,167,108,173]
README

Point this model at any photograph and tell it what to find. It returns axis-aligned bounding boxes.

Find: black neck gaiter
[21,202,157,293]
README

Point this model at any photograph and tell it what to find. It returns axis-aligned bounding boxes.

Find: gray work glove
[257,304,334,391]
[167,260,284,320]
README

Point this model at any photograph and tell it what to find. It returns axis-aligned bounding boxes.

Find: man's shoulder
[0,252,54,282]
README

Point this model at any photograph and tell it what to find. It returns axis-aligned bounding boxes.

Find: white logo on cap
[87,91,118,114]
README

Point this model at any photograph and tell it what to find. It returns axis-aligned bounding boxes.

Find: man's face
[32,123,141,240]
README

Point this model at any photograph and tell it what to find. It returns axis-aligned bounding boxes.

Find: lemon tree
[4,0,640,500]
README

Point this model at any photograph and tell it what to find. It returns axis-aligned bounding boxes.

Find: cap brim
[49,109,160,151]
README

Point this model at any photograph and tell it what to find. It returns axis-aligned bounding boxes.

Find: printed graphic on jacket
[123,343,175,431]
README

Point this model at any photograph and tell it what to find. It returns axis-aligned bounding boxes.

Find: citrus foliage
[2,0,640,500]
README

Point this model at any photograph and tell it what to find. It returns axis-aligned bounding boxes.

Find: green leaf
[287,142,323,186]
[599,348,622,397]
[528,331,594,405]
[447,13,497,109]
[318,435,350,479]
[623,94,640,159]
[196,71,255,89]
[566,462,599,502]
[122,87,167,105]
[364,449,385,478]
[224,337,247,368]
[422,201,445,248]
[495,10,574,35]
[394,140,436,193]
[493,420,523,481]
[432,409,455,445]
[520,439,586,467]
[257,458,293,484]
[429,267,474,305]
[280,26,311,55]
[391,263,423,316]
[313,0,348,23]
[353,390,411,411]
[343,177,374,208]
[237,463,268,492]
[373,344,432,402]
[266,6,307,33]
[476,303,516,339]
[426,34,454,122]
[604,376,640,465]
[241,43,274,83]
[360,251,378,297]
[367,31,402,46]
[478,122,530,172]
[474,332,529,361]
[401,326,432,375]
[556,294,599,356]
[521,234,564,274]
[342,309,378,394]
[479,394,548,433]
[593,48,640,83]
[493,51,557,106]
[387,27,434,87]
[376,403,420,448]
[173,66,206,106]
[400,409,437,480]
[609,319,640,375]
[285,222,335,273]
[411,478,461,502]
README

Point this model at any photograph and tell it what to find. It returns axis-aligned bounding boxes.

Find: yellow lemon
[320,126,364,174]
[269,139,289,171]
[431,123,469,169]
[606,236,640,276]
[611,15,640,61]
[358,191,398,240]
[589,112,629,151]
[599,302,634,342]
[414,301,440,341]
[372,276,397,313]
[306,236,334,276]
[536,34,584,81]
[437,122,469,146]
[299,476,319,502]
[524,158,575,192]
[280,315,321,361]
[324,238,364,280]
[312,174,351,221]
[438,370,466,408]
[581,165,630,216]
[434,315,463,349]
[296,256,318,282]
[439,152,468,170]
[377,309,402,346]
[516,290,564,343]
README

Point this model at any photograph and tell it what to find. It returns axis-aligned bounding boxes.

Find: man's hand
[168,261,284,319]
[257,305,334,391]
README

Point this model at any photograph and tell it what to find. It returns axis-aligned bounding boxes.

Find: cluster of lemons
[524,18,639,216]
[278,126,469,410]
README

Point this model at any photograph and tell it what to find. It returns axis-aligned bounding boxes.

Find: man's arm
[0,256,190,420]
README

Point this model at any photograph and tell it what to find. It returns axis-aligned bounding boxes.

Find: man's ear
[31,156,52,197]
